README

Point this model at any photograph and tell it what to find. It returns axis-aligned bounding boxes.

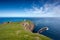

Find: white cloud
[0,2,60,17]
[24,3,60,17]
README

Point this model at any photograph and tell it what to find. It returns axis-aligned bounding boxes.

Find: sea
[0,17,60,40]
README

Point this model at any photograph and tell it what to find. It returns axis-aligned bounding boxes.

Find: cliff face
[20,21,34,32]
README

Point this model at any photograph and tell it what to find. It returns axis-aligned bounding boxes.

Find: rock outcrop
[20,20,34,32]
[20,20,49,33]
[37,27,49,33]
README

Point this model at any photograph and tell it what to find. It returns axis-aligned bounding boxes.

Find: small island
[0,20,52,40]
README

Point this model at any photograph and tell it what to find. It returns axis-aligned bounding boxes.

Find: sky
[0,0,60,17]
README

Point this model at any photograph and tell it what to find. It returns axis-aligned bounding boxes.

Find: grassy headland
[0,21,52,40]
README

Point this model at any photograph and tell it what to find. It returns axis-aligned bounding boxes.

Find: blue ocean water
[0,17,60,40]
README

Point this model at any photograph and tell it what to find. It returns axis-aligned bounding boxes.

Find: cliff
[20,20,34,32]
[0,21,52,40]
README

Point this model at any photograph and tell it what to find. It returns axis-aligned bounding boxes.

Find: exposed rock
[20,21,34,32]
[20,20,49,33]
[37,27,49,33]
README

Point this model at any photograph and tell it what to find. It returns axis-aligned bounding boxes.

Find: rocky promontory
[0,20,52,40]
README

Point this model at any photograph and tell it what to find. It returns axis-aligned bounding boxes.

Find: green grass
[0,22,52,40]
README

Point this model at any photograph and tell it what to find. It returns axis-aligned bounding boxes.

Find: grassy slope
[0,22,52,40]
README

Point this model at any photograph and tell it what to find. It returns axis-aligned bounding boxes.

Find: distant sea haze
[0,17,60,40]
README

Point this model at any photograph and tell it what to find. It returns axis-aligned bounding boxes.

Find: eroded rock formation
[20,21,34,32]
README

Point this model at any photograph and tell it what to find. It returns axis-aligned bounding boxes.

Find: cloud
[0,1,60,17]
[24,2,60,17]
